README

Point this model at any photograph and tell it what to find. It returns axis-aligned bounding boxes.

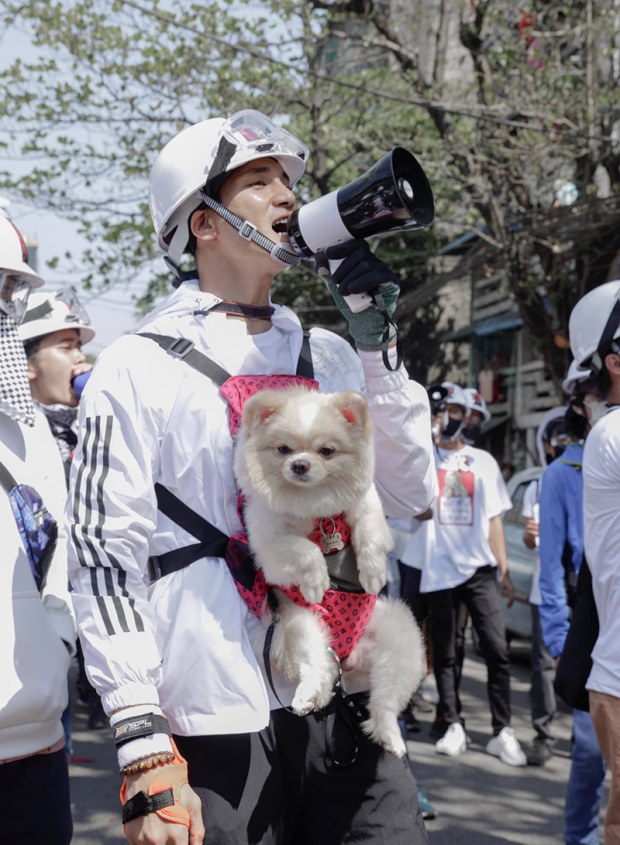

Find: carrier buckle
[167,338,194,359]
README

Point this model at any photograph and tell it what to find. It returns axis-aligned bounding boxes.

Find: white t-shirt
[583,406,620,698]
[402,445,511,592]
[522,478,542,606]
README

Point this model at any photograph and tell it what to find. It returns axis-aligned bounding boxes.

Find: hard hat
[464,387,491,424]
[536,406,566,466]
[148,110,309,270]
[19,288,95,344]
[569,280,620,372]
[0,217,44,323]
[562,359,593,396]
[441,381,468,410]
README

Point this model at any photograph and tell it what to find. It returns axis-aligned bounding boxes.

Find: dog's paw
[297,567,330,604]
[357,562,387,596]
[361,714,407,758]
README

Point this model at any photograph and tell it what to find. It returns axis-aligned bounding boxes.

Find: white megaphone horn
[287,147,435,312]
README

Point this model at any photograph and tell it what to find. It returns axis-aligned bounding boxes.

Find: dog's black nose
[291,460,310,476]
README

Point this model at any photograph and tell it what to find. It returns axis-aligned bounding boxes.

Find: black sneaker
[401,708,422,734]
[526,738,554,766]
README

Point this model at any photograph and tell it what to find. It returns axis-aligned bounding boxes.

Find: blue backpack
[0,459,58,592]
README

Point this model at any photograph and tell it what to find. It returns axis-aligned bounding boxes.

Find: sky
[1,28,143,356]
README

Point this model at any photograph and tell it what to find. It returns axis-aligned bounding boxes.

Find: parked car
[501,466,543,641]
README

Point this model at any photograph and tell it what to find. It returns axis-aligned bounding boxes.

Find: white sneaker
[419,674,440,705]
[435,722,467,757]
[486,727,527,767]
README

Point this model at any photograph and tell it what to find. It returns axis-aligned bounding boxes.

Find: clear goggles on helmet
[216,110,309,173]
[55,287,91,325]
[0,271,33,324]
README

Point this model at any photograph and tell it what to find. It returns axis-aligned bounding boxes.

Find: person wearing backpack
[0,216,76,844]
[66,111,435,845]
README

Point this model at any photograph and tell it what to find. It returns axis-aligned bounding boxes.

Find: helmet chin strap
[199,191,301,269]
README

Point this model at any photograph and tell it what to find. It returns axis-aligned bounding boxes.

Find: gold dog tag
[319,518,345,554]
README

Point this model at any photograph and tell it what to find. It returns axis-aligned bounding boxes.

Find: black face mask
[440,417,463,442]
[461,422,481,447]
[564,404,588,442]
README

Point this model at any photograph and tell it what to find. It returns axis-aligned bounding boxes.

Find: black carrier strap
[0,460,17,495]
[138,328,314,581]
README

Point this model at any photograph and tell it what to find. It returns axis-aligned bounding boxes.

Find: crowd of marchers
[1,109,620,845]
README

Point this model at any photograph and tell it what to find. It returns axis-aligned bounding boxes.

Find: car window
[504,482,528,527]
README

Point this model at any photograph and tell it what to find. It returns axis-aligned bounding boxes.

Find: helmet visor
[0,271,33,324]
[218,110,309,180]
[55,287,91,326]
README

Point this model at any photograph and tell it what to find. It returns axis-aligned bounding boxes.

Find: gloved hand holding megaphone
[287,147,434,370]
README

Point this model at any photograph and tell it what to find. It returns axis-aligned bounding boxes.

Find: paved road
[68,640,609,844]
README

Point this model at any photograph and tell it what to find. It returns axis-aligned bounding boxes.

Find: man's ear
[26,357,37,383]
[604,351,620,377]
[190,208,218,244]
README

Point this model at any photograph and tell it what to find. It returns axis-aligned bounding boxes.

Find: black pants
[398,563,428,627]
[0,748,72,845]
[175,693,427,845]
[427,565,511,735]
[530,604,556,741]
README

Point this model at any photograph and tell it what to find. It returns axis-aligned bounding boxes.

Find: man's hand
[499,571,516,608]
[523,518,539,550]
[123,765,205,845]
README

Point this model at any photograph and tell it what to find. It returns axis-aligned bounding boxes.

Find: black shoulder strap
[0,460,17,495]
[296,330,314,379]
[138,333,231,386]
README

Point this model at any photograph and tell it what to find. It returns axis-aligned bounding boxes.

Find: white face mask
[585,399,608,425]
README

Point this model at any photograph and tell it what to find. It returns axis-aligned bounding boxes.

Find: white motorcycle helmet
[562,359,592,396]
[0,216,44,323]
[464,387,491,424]
[569,280,620,373]
[19,288,95,345]
[148,109,309,277]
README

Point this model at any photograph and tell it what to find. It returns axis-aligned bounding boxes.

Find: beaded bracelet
[119,751,175,777]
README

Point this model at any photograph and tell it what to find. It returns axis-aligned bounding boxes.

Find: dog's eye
[319,447,336,458]
[278,445,292,455]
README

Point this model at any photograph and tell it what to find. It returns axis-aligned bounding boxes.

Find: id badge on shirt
[437,458,475,526]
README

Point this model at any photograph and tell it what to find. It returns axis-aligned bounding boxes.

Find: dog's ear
[329,390,369,428]
[242,391,286,430]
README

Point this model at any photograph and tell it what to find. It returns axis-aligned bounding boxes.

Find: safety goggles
[0,271,33,324]
[55,287,91,325]
[218,110,309,169]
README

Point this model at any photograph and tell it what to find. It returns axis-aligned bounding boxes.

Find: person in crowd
[462,388,490,448]
[412,381,526,766]
[538,365,606,845]
[66,110,436,844]
[18,291,105,733]
[0,216,76,844]
[521,407,567,766]
[569,281,620,845]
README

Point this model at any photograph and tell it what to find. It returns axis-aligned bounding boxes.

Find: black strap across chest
[0,460,17,495]
[138,330,314,581]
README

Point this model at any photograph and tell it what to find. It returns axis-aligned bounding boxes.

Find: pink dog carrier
[140,332,376,661]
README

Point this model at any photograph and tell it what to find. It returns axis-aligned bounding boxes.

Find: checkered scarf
[0,313,35,426]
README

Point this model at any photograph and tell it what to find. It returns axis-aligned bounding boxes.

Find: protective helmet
[18,288,94,345]
[148,110,309,272]
[442,382,468,410]
[536,407,566,466]
[562,359,592,396]
[569,280,620,373]
[0,216,44,323]
[464,387,491,423]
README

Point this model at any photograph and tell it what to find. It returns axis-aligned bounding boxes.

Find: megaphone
[288,147,434,312]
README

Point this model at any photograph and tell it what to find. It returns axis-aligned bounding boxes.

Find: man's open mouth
[272,217,289,235]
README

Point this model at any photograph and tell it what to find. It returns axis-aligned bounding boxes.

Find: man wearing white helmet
[0,217,76,843]
[19,289,94,478]
[67,110,435,844]
[569,280,620,844]
[462,387,491,447]
[401,382,525,766]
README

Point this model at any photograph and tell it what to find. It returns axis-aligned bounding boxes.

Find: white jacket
[0,408,75,760]
[67,281,435,738]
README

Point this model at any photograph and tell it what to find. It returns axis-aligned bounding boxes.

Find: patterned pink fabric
[221,374,376,660]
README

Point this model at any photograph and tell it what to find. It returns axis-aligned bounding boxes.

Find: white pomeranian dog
[234,385,423,756]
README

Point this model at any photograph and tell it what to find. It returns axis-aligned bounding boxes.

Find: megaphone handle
[326,258,373,313]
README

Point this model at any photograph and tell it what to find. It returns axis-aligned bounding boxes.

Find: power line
[119,0,617,145]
